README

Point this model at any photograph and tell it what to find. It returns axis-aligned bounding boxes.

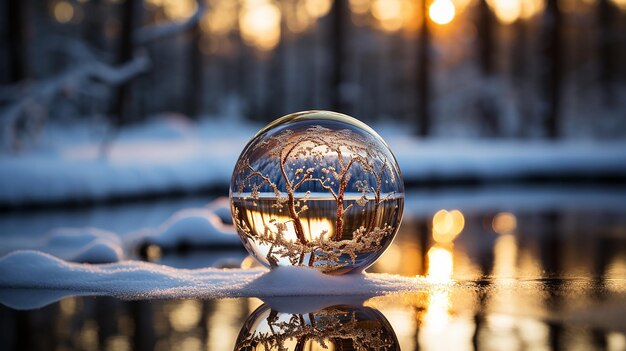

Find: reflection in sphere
[230,111,404,274]
[235,304,399,350]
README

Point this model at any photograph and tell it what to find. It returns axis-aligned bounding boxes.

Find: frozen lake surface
[0,186,625,350]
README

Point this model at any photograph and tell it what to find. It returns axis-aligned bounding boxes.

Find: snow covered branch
[1,52,151,151]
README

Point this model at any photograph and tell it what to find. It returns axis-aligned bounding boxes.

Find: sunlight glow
[244,209,334,243]
[493,234,518,278]
[611,0,626,10]
[429,0,456,25]
[426,246,454,282]
[285,2,314,33]
[452,0,474,13]
[423,246,455,339]
[423,290,451,332]
[305,0,333,18]
[520,0,546,19]
[53,1,74,23]
[488,0,521,24]
[349,0,371,15]
[432,209,465,243]
[372,0,404,32]
[201,0,238,35]
[375,243,404,272]
[208,299,243,350]
[240,0,282,51]
[169,300,202,332]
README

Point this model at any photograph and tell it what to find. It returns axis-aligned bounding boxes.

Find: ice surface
[0,251,427,302]
[2,118,626,206]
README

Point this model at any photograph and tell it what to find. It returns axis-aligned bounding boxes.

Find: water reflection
[235,303,399,350]
[1,195,625,349]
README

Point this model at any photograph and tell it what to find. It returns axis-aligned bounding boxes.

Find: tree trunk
[185,14,203,118]
[5,0,27,83]
[329,0,346,112]
[477,0,494,76]
[83,0,105,51]
[476,0,499,136]
[287,190,307,244]
[542,0,562,139]
[334,175,349,240]
[598,0,616,106]
[114,0,141,126]
[417,0,430,137]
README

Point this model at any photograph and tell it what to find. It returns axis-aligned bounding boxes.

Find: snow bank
[390,138,626,182]
[125,206,240,249]
[0,198,238,264]
[0,251,427,301]
[0,228,123,263]
[2,118,626,207]
[0,118,253,206]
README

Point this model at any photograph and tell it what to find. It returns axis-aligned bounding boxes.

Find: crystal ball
[235,303,399,349]
[230,111,404,274]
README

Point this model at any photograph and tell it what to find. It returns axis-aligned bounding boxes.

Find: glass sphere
[235,303,399,350]
[230,111,404,274]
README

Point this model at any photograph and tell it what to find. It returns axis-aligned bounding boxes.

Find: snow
[0,197,239,264]
[125,206,240,249]
[1,117,625,207]
[0,228,123,263]
[0,251,427,302]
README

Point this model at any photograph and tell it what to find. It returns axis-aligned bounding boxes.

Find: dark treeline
[1,0,625,141]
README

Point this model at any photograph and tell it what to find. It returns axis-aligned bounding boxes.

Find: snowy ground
[0,250,427,307]
[0,197,240,262]
[1,115,625,207]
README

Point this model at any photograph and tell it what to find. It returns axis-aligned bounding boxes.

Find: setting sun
[429,0,456,25]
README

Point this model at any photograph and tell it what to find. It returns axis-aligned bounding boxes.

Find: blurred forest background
[1,0,626,151]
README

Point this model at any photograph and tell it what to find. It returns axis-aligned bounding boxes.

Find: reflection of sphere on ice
[235,303,399,350]
[230,111,404,274]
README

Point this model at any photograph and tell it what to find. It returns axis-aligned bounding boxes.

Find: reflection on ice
[235,303,399,350]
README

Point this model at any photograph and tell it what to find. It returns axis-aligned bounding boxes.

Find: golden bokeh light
[487,0,521,24]
[612,0,626,10]
[201,0,238,36]
[426,246,454,282]
[422,290,451,332]
[452,0,474,13]
[371,0,404,32]
[375,243,404,272]
[493,233,518,278]
[240,255,258,269]
[239,0,282,51]
[520,0,546,19]
[285,2,314,33]
[305,0,333,18]
[492,212,517,235]
[146,0,197,20]
[349,0,371,15]
[169,300,202,332]
[429,0,456,25]
[432,209,465,243]
[54,1,74,23]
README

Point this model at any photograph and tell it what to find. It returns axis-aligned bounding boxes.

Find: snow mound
[0,251,427,301]
[206,196,233,225]
[1,228,123,263]
[126,207,240,249]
